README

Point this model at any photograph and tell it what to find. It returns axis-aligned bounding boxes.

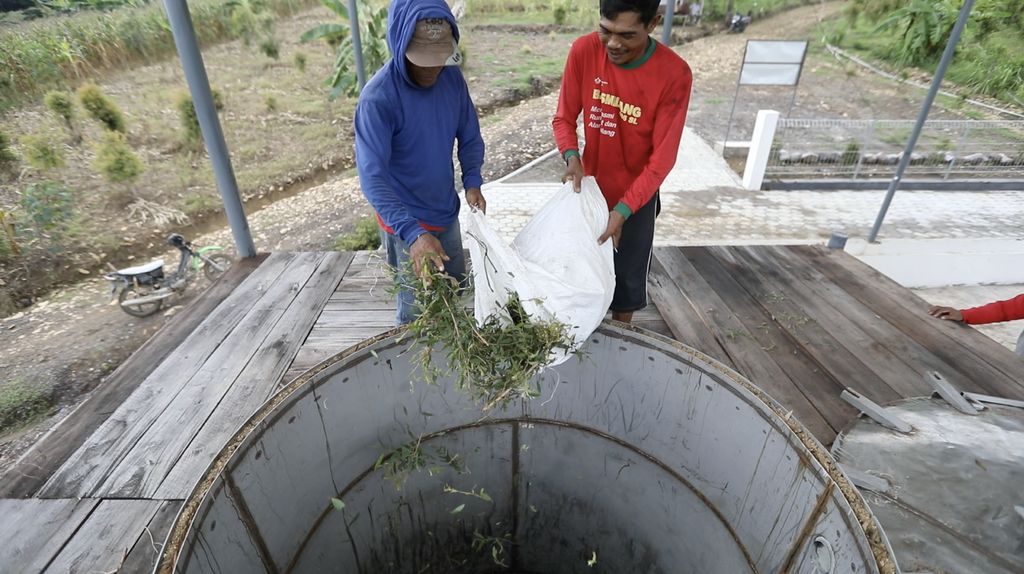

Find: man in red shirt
[929,294,1024,357]
[553,0,692,323]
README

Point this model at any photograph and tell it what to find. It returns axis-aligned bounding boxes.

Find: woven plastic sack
[465,176,615,365]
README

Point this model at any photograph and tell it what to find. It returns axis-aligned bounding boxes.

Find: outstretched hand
[561,154,583,193]
[928,305,964,322]
[410,233,448,279]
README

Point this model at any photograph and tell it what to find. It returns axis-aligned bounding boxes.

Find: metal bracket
[963,392,1024,410]
[840,389,912,433]
[838,464,892,495]
[925,371,981,415]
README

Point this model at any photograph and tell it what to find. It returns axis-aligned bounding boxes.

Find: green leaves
[330,497,345,510]
[301,3,389,99]
[407,267,573,412]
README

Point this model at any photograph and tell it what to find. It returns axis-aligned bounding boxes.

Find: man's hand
[410,233,448,279]
[466,187,486,214]
[561,154,583,193]
[597,210,626,250]
[928,305,964,322]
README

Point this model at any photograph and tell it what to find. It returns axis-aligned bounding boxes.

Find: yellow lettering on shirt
[591,89,643,126]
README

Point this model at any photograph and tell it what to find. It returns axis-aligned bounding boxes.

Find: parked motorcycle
[104,233,232,317]
[728,12,751,33]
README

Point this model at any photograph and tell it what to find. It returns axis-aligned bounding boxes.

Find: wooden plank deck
[2,245,1022,572]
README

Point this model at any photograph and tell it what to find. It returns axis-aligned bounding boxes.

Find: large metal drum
[158,323,893,574]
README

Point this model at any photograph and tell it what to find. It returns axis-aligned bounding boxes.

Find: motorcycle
[728,12,751,33]
[104,233,232,317]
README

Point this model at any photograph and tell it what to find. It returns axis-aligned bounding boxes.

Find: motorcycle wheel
[118,284,164,318]
[201,253,233,281]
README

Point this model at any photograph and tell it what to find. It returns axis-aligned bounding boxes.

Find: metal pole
[661,0,675,46]
[867,0,975,243]
[347,0,366,90]
[163,0,256,257]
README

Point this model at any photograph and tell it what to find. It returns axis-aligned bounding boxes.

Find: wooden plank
[39,252,301,499]
[755,245,995,399]
[654,247,836,442]
[118,500,183,574]
[790,246,1024,398]
[701,246,905,407]
[0,256,267,498]
[812,245,1024,386]
[684,247,865,434]
[648,251,734,367]
[313,309,400,329]
[153,252,354,499]
[44,499,161,574]
[730,246,925,398]
[98,253,328,498]
[0,498,100,572]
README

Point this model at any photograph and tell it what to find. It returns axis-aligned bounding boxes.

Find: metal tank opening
[159,323,892,574]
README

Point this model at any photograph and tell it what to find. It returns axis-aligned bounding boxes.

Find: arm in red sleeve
[960,294,1024,325]
[553,37,586,158]
[618,60,692,215]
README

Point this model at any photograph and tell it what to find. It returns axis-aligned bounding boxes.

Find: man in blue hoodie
[355,0,485,325]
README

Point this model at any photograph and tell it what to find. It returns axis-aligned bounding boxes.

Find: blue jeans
[382,220,466,325]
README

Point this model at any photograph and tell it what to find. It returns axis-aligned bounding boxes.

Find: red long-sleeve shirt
[553,32,692,215]
[961,294,1024,325]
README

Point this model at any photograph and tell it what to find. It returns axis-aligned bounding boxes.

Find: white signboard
[738,40,808,86]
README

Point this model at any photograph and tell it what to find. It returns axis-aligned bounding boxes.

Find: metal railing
[765,119,1024,179]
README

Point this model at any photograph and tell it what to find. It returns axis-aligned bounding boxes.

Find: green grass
[0,378,53,435]
[0,0,315,112]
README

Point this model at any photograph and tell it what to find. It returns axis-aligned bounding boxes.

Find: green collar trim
[616,37,656,70]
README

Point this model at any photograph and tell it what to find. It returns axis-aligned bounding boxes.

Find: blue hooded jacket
[354,0,484,245]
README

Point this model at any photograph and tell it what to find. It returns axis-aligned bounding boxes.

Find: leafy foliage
[77,83,126,132]
[93,131,143,185]
[44,91,81,143]
[333,216,380,251]
[18,181,75,240]
[225,0,274,45]
[0,378,53,434]
[176,89,225,148]
[874,0,958,66]
[406,267,574,412]
[373,430,464,489]
[21,135,65,170]
[0,131,18,171]
[301,0,390,99]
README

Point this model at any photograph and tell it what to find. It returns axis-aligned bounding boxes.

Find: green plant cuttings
[405,267,574,412]
[372,430,464,490]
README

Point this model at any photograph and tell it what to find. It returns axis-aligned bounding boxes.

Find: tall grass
[0,0,314,112]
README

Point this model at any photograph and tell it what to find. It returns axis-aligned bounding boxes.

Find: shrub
[0,131,18,172]
[259,37,281,59]
[333,216,381,251]
[265,94,278,111]
[0,379,53,434]
[302,2,389,99]
[44,91,82,144]
[77,83,126,132]
[93,131,143,185]
[841,140,861,166]
[22,135,65,170]
[176,89,225,147]
[294,52,307,72]
[19,181,75,240]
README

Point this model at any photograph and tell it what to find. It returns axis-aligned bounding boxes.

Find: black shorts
[610,192,660,313]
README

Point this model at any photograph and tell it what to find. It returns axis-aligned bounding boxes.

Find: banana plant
[301,0,390,99]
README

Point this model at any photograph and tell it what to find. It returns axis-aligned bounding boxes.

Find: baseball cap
[406,18,462,67]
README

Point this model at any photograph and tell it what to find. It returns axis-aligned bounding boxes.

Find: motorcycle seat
[117,259,164,276]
